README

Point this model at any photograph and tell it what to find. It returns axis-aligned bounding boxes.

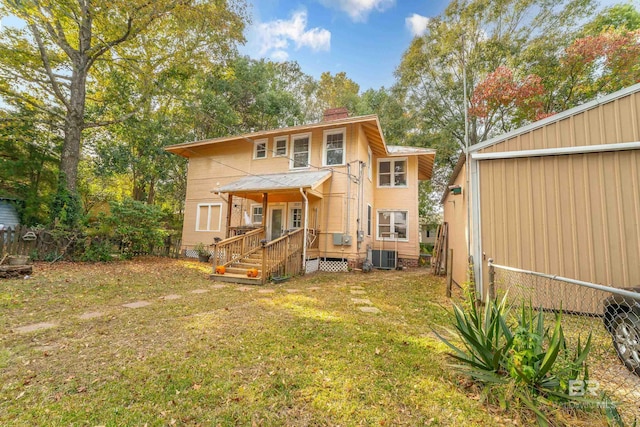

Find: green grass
[0,258,609,425]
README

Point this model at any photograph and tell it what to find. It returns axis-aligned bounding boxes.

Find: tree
[0,0,246,223]
[394,0,595,203]
[0,106,59,224]
[316,71,361,112]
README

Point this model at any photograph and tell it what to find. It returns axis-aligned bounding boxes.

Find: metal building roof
[218,169,332,193]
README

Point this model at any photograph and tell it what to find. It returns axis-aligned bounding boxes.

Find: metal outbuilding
[443,83,640,296]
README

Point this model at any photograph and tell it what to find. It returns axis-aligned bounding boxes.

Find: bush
[435,294,601,425]
[102,198,168,255]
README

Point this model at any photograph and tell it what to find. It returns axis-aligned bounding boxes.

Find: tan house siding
[442,162,469,287]
[450,84,640,295]
[171,116,435,266]
[479,150,640,289]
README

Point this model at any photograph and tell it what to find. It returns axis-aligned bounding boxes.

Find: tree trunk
[59,62,88,193]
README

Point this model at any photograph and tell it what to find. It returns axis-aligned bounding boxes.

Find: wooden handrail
[261,228,304,248]
[211,227,265,268]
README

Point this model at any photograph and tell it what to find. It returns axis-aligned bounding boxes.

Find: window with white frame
[367,146,372,181]
[254,139,267,159]
[251,205,263,224]
[377,210,408,240]
[378,158,407,187]
[196,203,222,231]
[367,204,372,236]
[274,136,288,157]
[290,207,302,229]
[323,128,345,166]
[291,134,311,169]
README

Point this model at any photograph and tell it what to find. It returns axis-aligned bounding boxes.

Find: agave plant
[434,294,513,382]
[436,294,598,426]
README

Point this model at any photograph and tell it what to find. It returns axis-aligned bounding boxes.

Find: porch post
[262,192,268,238]
[300,188,308,274]
[226,194,233,238]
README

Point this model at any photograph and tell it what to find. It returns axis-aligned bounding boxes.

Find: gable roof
[165,114,436,180]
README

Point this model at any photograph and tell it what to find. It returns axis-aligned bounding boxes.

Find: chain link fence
[488,261,640,423]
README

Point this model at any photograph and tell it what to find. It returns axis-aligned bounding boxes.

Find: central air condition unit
[371,250,397,269]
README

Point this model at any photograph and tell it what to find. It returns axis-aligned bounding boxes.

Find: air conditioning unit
[371,250,397,269]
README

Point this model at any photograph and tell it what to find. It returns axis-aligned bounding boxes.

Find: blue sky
[241,0,451,91]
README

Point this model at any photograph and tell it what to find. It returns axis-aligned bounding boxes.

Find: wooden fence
[0,225,182,260]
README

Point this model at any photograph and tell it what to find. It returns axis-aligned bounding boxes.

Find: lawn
[0,258,608,426]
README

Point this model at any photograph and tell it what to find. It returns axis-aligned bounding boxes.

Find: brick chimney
[323,107,349,121]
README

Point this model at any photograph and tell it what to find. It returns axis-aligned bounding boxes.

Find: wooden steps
[209,272,263,285]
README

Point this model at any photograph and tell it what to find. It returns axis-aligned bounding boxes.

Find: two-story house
[166,108,435,284]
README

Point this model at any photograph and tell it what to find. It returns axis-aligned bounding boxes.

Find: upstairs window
[291,133,311,169]
[323,128,345,166]
[368,146,372,181]
[274,136,288,157]
[254,139,267,159]
[378,158,407,187]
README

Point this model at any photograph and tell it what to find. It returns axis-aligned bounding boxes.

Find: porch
[210,170,329,285]
[209,227,320,285]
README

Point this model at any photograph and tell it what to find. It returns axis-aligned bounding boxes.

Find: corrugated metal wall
[477,90,640,289]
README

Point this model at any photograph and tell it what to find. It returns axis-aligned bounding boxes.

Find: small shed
[443,83,640,296]
[0,198,20,230]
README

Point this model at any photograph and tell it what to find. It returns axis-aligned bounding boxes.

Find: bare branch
[29,23,71,110]
[82,111,136,129]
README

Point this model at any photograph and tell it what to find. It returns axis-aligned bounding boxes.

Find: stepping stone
[350,286,365,290]
[236,286,253,292]
[308,287,322,291]
[351,298,372,305]
[210,284,227,289]
[122,301,151,309]
[159,294,181,301]
[258,289,275,294]
[350,290,367,295]
[285,289,300,293]
[358,306,381,313]
[191,289,209,294]
[78,311,104,320]
[14,322,58,334]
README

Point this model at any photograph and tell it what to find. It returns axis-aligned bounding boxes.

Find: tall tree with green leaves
[395,0,595,196]
[0,0,246,225]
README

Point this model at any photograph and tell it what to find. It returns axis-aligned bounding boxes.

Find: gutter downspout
[300,187,308,273]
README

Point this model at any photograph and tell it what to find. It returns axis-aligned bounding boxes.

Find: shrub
[435,294,599,425]
[103,198,168,255]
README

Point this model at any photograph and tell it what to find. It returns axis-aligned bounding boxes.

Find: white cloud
[319,0,395,22]
[406,13,430,37]
[256,10,331,59]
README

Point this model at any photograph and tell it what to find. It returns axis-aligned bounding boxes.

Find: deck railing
[261,228,304,284]
[211,227,265,267]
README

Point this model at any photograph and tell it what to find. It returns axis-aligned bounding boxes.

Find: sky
[241,0,451,92]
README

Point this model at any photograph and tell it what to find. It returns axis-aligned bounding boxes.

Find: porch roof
[219,169,332,195]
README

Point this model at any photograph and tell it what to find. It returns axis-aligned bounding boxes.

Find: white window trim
[274,136,288,157]
[251,204,263,224]
[290,132,312,169]
[377,157,408,188]
[376,209,409,242]
[289,202,303,229]
[253,138,268,160]
[195,203,222,232]
[322,127,346,167]
[367,146,373,181]
[367,203,372,236]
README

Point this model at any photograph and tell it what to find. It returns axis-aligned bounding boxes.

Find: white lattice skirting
[305,258,320,274]
[184,249,213,258]
[319,260,349,272]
